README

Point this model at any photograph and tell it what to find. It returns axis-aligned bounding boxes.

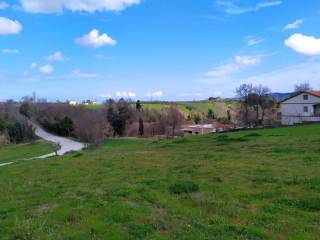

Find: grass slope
[1,125,320,239]
[0,140,56,163]
[141,100,239,118]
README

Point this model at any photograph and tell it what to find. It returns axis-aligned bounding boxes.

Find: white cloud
[20,0,141,13]
[0,17,22,35]
[46,51,63,61]
[0,2,8,9]
[39,64,54,74]
[216,0,282,15]
[146,91,163,98]
[285,34,320,56]
[116,91,136,98]
[98,93,112,98]
[284,19,304,30]
[76,29,116,48]
[71,69,99,78]
[246,37,264,46]
[31,62,37,69]
[199,61,320,96]
[206,55,262,77]
[2,49,19,54]
[238,61,320,92]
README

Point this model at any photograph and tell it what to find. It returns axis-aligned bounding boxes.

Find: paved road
[30,122,85,158]
[1,122,85,167]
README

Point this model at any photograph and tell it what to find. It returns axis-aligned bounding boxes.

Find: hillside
[136,100,239,119]
[1,125,320,239]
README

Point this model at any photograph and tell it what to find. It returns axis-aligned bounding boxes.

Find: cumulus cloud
[0,17,22,35]
[206,55,262,77]
[39,64,54,74]
[2,49,19,54]
[0,1,8,9]
[30,62,37,69]
[238,61,320,92]
[216,0,282,15]
[116,91,136,98]
[146,91,163,98]
[46,51,63,61]
[20,0,141,13]
[76,29,116,48]
[98,93,112,98]
[285,34,320,56]
[284,19,304,30]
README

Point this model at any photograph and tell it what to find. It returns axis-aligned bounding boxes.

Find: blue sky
[0,0,320,101]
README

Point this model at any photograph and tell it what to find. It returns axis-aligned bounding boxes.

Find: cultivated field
[0,125,319,239]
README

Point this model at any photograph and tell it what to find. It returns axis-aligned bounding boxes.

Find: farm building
[67,100,77,106]
[181,123,234,136]
[280,90,320,125]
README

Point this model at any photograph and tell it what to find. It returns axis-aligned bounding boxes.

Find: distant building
[82,100,97,105]
[181,123,234,136]
[67,100,77,106]
[280,90,320,125]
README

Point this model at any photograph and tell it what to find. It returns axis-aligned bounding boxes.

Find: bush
[39,116,74,137]
[0,106,36,144]
[169,181,199,195]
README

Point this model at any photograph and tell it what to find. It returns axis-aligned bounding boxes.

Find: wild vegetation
[0,124,319,239]
[0,103,36,146]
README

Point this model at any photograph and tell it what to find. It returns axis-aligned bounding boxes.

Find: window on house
[303,94,309,100]
[304,106,308,113]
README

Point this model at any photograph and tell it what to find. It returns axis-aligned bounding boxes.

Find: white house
[67,100,77,106]
[280,91,320,125]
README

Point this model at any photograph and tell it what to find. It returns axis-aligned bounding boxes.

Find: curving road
[1,121,85,167]
[30,121,85,158]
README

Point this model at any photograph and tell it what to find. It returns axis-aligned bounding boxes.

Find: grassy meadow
[0,140,56,164]
[0,125,320,239]
[131,100,239,118]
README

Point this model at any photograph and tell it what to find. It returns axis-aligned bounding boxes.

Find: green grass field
[139,100,239,118]
[0,140,56,164]
[85,104,103,110]
[1,125,320,239]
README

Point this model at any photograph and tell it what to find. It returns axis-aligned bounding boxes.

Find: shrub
[169,181,199,195]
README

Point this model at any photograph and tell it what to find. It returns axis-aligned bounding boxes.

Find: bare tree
[166,106,184,136]
[294,82,312,94]
[236,84,253,124]
[253,85,271,124]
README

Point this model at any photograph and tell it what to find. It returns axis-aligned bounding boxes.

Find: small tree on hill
[236,83,254,124]
[19,102,31,118]
[136,100,142,112]
[207,109,215,119]
[107,99,131,136]
[138,117,144,137]
[194,114,201,124]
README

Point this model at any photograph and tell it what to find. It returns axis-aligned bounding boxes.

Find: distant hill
[271,92,291,100]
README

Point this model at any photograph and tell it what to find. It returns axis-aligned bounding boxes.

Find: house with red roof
[280,90,320,125]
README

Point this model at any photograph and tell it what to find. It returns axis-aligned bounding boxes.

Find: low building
[82,100,97,105]
[181,123,234,136]
[280,90,320,125]
[67,100,77,106]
